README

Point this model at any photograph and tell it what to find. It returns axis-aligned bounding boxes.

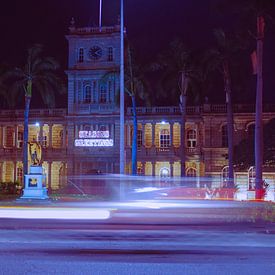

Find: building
[0,23,274,198]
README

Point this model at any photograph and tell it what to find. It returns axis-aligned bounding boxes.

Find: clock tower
[65,18,122,175]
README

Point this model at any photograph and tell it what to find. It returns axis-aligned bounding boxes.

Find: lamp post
[119,0,125,174]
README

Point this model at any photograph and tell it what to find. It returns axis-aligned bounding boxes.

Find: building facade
[0,24,274,196]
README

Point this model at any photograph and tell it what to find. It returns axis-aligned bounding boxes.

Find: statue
[28,139,42,166]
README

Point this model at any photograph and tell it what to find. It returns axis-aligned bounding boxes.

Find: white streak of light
[0,208,111,220]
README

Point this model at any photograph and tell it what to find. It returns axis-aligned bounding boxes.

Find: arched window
[248,166,255,190]
[186,167,196,177]
[78,48,84,63]
[222,125,228,147]
[248,124,255,139]
[160,129,170,148]
[160,167,170,178]
[187,129,197,148]
[108,47,113,61]
[84,86,92,103]
[221,166,229,186]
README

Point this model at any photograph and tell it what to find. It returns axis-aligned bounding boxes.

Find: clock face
[88,46,102,60]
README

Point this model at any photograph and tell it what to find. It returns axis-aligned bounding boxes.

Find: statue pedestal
[21,165,48,200]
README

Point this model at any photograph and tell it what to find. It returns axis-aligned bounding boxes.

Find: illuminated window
[84,86,92,103]
[222,125,228,147]
[78,48,84,63]
[108,47,113,61]
[186,167,196,177]
[4,126,14,148]
[137,162,143,175]
[187,129,196,148]
[248,166,255,190]
[100,86,107,103]
[160,167,170,178]
[160,129,170,148]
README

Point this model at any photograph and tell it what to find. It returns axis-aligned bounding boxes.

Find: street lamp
[119,0,125,174]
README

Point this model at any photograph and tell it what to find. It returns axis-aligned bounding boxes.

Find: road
[0,199,274,275]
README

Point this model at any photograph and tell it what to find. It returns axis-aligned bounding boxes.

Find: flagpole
[99,0,102,30]
[119,0,125,174]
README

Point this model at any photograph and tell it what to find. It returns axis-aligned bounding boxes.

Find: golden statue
[28,139,42,166]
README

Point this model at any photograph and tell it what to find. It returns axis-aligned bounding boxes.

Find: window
[187,129,197,148]
[108,47,113,61]
[137,129,142,148]
[186,167,196,177]
[222,125,228,147]
[248,166,255,190]
[5,126,14,148]
[100,85,107,103]
[160,167,170,178]
[160,129,170,148]
[78,48,84,63]
[84,86,92,103]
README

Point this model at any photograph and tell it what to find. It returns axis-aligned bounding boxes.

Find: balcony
[126,146,202,159]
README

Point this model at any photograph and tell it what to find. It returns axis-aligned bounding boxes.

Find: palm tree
[203,29,238,189]
[219,0,273,199]
[154,39,201,177]
[2,44,64,181]
[125,46,150,175]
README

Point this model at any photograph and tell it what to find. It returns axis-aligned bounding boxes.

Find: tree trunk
[23,95,31,183]
[255,15,264,199]
[223,61,234,189]
[180,93,186,177]
[131,95,137,175]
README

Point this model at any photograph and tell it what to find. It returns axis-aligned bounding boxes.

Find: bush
[0,181,22,195]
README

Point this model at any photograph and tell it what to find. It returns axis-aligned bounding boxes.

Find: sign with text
[75,139,113,147]
[79,130,109,138]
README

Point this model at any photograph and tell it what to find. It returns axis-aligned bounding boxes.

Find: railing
[126,146,201,157]
[69,25,121,34]
[0,109,67,117]
[127,104,275,115]
[73,103,118,114]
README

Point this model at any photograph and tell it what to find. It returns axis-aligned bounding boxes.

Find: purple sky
[1,0,275,105]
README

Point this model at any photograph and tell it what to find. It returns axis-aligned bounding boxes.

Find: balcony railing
[127,104,275,116]
[0,109,67,117]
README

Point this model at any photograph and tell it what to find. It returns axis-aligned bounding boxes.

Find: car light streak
[0,207,111,220]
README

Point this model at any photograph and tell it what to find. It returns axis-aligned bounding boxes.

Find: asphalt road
[0,200,274,275]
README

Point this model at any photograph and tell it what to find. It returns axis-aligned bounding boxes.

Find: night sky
[1,0,275,107]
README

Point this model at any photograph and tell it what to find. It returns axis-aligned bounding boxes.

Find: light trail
[0,207,111,220]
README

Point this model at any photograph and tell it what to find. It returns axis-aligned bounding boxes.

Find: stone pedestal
[21,165,48,199]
